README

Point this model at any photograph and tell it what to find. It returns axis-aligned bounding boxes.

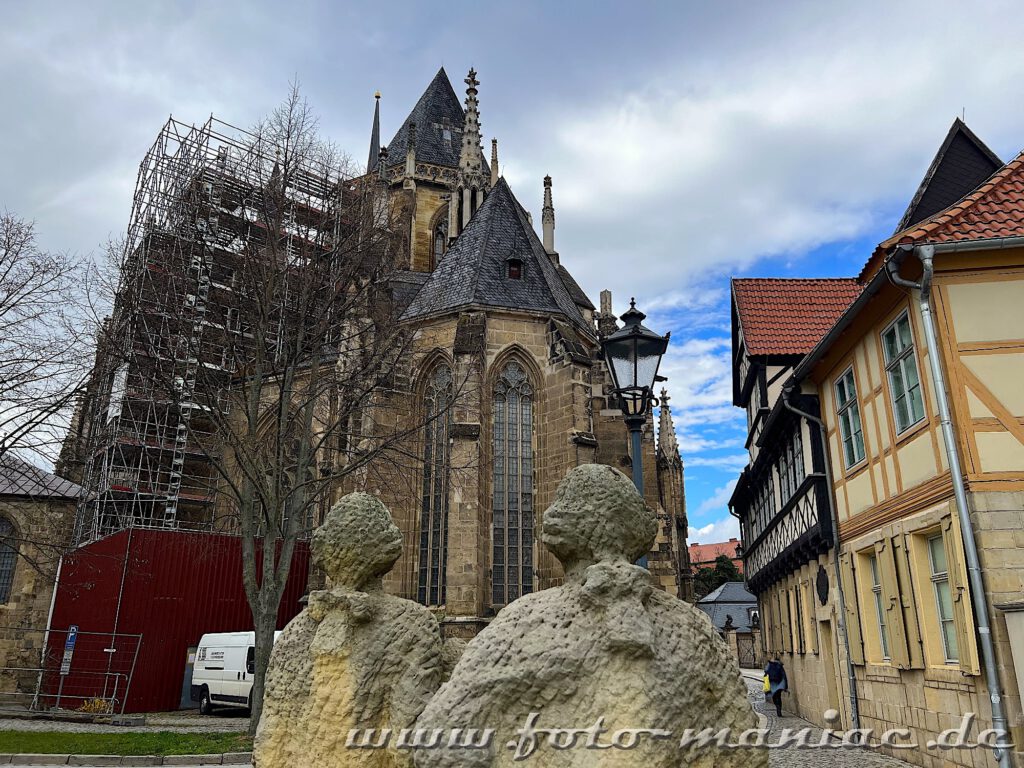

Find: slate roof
[0,454,84,500]
[697,581,758,633]
[894,118,1003,234]
[401,177,593,335]
[731,277,863,356]
[556,264,595,310]
[390,270,430,312]
[383,67,486,174]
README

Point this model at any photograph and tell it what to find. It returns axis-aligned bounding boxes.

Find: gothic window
[492,361,534,605]
[418,365,453,606]
[432,216,448,270]
[0,517,16,604]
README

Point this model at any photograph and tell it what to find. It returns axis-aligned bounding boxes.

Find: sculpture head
[311,492,402,591]
[541,464,657,574]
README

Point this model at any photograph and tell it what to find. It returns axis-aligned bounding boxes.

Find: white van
[191,631,280,714]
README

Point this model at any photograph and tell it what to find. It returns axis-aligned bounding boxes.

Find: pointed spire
[405,121,416,177]
[542,175,556,256]
[490,138,499,187]
[367,91,381,172]
[458,68,485,180]
[659,388,681,458]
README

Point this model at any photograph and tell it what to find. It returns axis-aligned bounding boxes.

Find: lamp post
[600,298,670,562]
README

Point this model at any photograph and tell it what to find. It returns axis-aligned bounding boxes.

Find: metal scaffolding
[74,116,340,543]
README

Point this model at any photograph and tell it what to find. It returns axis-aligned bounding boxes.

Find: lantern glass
[600,299,669,420]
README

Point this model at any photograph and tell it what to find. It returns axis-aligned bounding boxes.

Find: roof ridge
[468,182,501,302]
[732,276,860,283]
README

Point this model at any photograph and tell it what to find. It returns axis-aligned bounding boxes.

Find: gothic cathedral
[353,67,693,636]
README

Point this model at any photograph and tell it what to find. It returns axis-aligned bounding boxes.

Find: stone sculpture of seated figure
[413,464,765,767]
[254,492,443,768]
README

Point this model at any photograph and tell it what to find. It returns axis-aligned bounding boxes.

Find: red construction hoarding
[48,529,310,713]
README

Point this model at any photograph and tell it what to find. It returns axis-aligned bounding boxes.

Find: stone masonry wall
[0,497,76,698]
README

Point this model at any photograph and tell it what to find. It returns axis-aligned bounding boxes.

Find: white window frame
[868,554,891,661]
[927,533,959,663]
[835,367,866,469]
[882,311,926,435]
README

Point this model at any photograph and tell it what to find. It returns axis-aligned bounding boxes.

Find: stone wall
[0,497,76,698]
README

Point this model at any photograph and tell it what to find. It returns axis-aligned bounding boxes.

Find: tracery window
[418,365,453,606]
[0,518,16,604]
[492,362,534,605]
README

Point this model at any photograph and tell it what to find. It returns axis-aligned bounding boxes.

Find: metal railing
[0,626,142,715]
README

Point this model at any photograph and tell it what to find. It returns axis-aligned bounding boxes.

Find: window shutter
[943,515,981,675]
[774,592,784,652]
[791,586,803,654]
[780,590,791,654]
[760,597,773,653]
[875,539,910,669]
[893,533,925,669]
[803,580,819,654]
[839,552,865,665]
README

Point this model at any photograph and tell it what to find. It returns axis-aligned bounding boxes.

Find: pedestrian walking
[763,656,788,717]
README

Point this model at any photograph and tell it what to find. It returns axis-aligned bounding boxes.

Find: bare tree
[100,85,462,733]
[0,212,92,463]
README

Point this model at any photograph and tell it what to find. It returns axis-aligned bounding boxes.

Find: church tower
[366,67,496,273]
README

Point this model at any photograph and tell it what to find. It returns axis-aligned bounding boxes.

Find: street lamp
[601,297,670,497]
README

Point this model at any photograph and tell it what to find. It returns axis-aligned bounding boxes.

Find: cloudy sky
[4,0,1023,542]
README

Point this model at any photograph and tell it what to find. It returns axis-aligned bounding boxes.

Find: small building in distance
[697,581,759,634]
[689,538,744,574]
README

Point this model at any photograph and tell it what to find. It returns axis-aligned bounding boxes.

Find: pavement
[738,669,915,767]
[0,710,249,734]
[4,683,925,767]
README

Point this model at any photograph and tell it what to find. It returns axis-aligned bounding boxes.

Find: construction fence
[0,625,141,715]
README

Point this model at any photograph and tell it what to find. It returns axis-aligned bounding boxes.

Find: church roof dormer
[401,177,593,336]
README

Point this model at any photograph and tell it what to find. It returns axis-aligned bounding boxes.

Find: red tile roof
[732,277,863,356]
[861,150,1024,280]
[689,539,744,573]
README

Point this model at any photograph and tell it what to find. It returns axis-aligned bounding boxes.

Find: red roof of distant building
[732,278,863,356]
[689,538,743,572]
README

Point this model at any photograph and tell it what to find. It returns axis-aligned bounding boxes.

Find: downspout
[887,244,1012,766]
[781,386,860,731]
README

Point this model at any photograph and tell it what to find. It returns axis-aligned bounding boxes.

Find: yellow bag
[762,675,771,693]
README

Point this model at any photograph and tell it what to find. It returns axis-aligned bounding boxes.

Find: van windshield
[246,647,255,674]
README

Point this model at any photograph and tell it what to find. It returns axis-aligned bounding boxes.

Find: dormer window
[507,258,523,280]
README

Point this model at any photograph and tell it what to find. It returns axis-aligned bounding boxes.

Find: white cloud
[686,455,748,473]
[688,516,740,544]
[694,479,738,517]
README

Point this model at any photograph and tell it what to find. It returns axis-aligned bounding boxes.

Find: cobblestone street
[741,674,915,767]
